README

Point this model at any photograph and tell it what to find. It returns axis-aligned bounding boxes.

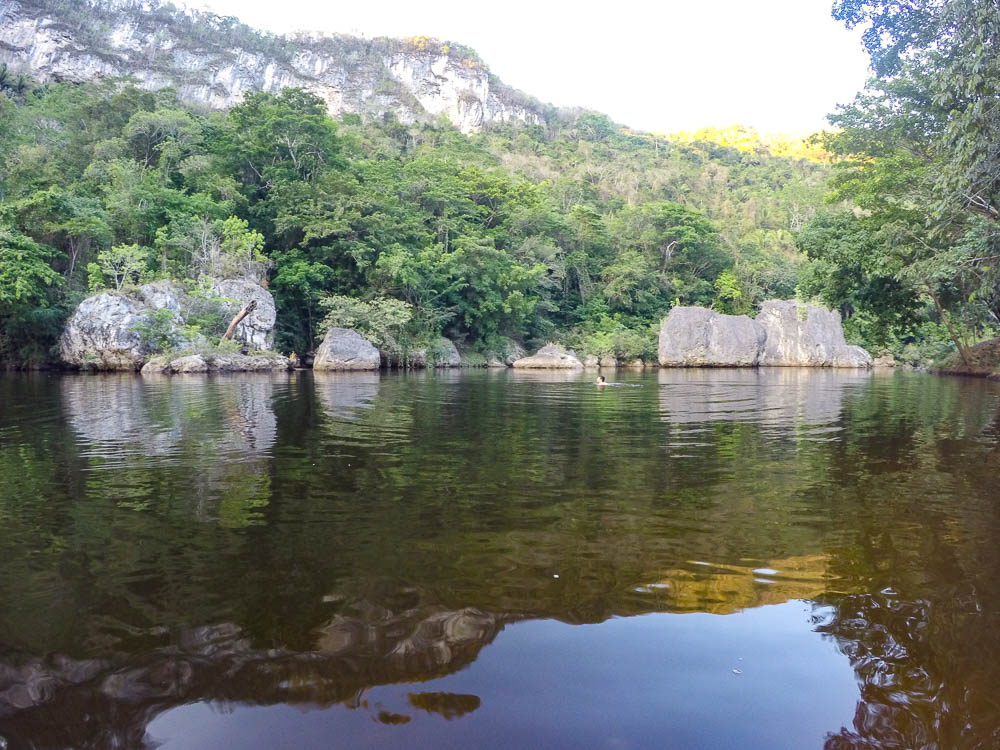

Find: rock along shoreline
[54,293,881,374]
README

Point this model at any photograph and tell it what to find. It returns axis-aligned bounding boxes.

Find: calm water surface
[1,369,999,749]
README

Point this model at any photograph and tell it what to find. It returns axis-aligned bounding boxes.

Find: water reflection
[657,368,871,436]
[0,596,510,750]
[407,692,481,720]
[817,587,1000,749]
[63,374,280,461]
[313,372,380,418]
[0,370,999,748]
[637,554,829,613]
[144,602,860,750]
[61,374,285,528]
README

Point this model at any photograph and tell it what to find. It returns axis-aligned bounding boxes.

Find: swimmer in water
[596,375,608,386]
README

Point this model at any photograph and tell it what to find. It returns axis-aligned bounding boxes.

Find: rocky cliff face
[59,292,154,370]
[658,302,873,368]
[0,0,547,133]
[0,607,512,749]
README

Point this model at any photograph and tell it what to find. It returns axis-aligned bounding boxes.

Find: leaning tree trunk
[924,280,971,365]
[221,300,257,343]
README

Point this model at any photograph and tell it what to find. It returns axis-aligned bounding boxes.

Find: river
[1,368,998,749]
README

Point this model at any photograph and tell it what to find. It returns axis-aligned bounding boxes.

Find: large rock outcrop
[0,0,546,134]
[658,307,766,367]
[59,293,155,370]
[60,279,279,371]
[496,337,527,367]
[212,279,277,351]
[313,328,381,371]
[657,302,872,368]
[137,279,182,313]
[0,604,512,749]
[756,300,872,368]
[512,344,584,369]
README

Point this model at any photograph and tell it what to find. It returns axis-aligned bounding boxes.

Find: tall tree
[825,0,1000,360]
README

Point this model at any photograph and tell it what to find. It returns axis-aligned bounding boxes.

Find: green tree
[0,225,61,310]
[819,50,997,361]
[833,0,1000,222]
[124,108,202,169]
[0,225,63,361]
[93,243,150,291]
[219,88,343,193]
[796,211,923,348]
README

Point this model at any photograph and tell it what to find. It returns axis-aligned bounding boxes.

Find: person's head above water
[596,375,606,384]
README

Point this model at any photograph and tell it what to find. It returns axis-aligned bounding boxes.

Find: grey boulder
[512,343,584,369]
[206,353,292,372]
[139,280,183,313]
[169,354,209,373]
[313,328,381,371]
[60,293,156,371]
[658,307,766,367]
[499,339,527,367]
[756,300,872,368]
[411,337,462,368]
[212,279,277,351]
[141,353,292,375]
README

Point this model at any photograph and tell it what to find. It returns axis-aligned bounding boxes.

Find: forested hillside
[0,74,830,365]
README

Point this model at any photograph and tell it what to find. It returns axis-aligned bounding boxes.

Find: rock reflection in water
[313,372,380,419]
[0,595,510,750]
[407,692,481,720]
[63,374,279,458]
[657,367,872,429]
[62,374,186,457]
[62,374,281,526]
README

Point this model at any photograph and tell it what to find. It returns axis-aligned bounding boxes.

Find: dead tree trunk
[221,300,257,343]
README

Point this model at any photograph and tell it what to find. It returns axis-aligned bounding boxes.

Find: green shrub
[565,315,657,361]
[131,308,181,353]
[182,280,231,339]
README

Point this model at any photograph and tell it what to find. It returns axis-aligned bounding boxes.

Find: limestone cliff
[0,0,549,132]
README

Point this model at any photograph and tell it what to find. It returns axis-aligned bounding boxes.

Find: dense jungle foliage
[0,77,826,364]
[1,0,997,367]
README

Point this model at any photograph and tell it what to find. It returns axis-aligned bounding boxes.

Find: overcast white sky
[192,0,871,135]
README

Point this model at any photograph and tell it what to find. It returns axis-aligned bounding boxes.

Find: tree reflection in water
[0,370,999,748]
[819,585,1000,749]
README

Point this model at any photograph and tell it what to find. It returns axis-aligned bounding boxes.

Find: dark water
[1,369,999,750]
